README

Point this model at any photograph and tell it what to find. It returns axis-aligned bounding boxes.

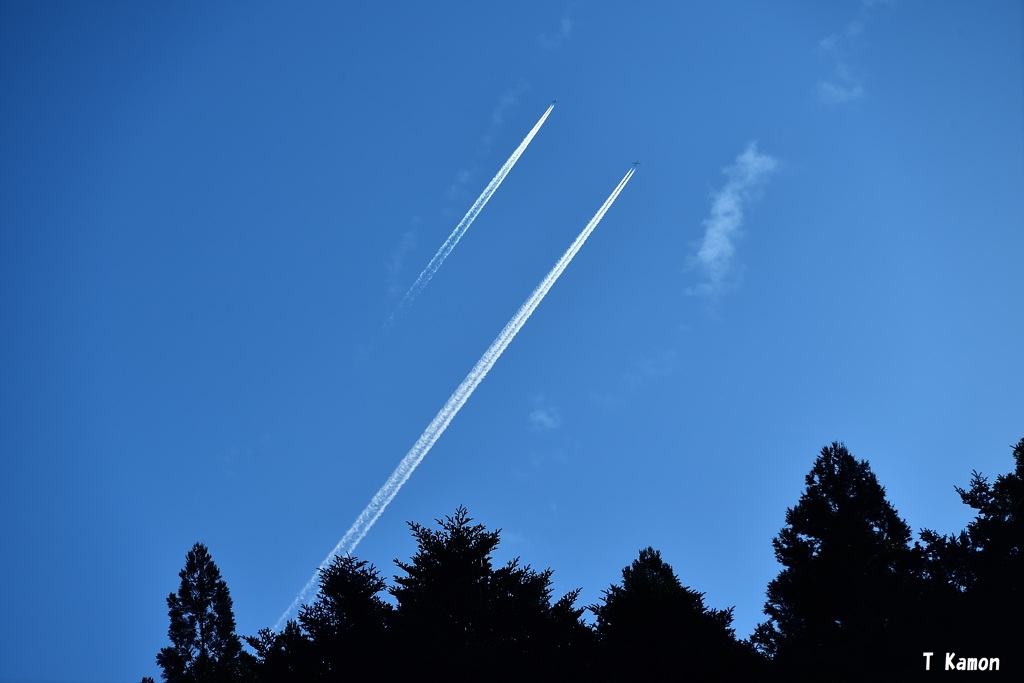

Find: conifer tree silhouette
[591,547,761,680]
[156,543,244,682]
[390,506,587,680]
[918,437,1024,671]
[752,442,917,678]
[297,554,392,680]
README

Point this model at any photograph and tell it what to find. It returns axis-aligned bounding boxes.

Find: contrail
[386,103,555,326]
[276,167,635,629]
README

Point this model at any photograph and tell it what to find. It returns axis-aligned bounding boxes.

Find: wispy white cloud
[590,339,687,411]
[687,143,778,298]
[447,83,532,201]
[539,13,573,49]
[528,395,561,432]
[817,78,864,104]
[385,230,417,297]
[817,56,866,104]
[623,348,680,388]
[490,83,529,131]
[528,405,561,432]
[479,82,530,154]
[529,408,561,431]
[446,168,473,201]
[816,0,890,104]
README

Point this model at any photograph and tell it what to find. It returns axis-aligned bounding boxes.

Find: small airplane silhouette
[632,160,640,168]
[552,99,558,104]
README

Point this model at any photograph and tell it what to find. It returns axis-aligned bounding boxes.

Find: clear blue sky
[2,2,1021,680]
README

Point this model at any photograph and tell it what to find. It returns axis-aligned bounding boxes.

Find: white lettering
[939,652,1000,672]
[989,658,1000,671]
[923,652,934,670]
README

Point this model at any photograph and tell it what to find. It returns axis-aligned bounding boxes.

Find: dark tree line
[146,438,1023,681]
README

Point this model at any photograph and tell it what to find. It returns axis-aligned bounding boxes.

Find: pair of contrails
[277,103,636,629]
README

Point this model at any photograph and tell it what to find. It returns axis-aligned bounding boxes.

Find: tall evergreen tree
[297,554,392,680]
[156,543,244,683]
[918,437,1024,671]
[590,547,762,680]
[955,438,1024,604]
[244,621,319,683]
[752,442,917,678]
[389,506,588,680]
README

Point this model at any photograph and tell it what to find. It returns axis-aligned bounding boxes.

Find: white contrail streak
[276,167,635,630]
[387,104,555,325]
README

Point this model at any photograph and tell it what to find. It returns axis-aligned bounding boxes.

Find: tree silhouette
[143,438,1023,680]
[956,438,1024,601]
[918,437,1024,671]
[752,442,917,678]
[590,546,761,680]
[156,543,245,683]
[389,506,588,679]
[296,554,392,680]
[244,621,320,682]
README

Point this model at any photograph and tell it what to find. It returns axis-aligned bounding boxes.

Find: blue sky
[1,2,1022,680]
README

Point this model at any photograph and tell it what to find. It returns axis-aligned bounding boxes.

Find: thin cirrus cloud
[539,14,573,50]
[817,54,865,105]
[687,143,778,298]
[817,78,865,105]
[816,0,890,104]
[447,83,532,201]
[385,230,417,297]
[528,396,561,432]
[478,82,531,156]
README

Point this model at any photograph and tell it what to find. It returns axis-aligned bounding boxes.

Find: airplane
[632,160,640,168]
[552,99,558,104]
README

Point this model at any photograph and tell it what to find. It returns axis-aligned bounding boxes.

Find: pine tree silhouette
[591,547,762,680]
[156,543,244,682]
[752,442,917,678]
[390,506,587,680]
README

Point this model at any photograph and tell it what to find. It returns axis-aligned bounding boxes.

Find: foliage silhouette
[298,554,392,680]
[918,437,1024,672]
[156,543,247,683]
[590,546,762,680]
[751,442,918,678]
[143,437,1024,680]
[244,621,320,682]
[389,505,588,680]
